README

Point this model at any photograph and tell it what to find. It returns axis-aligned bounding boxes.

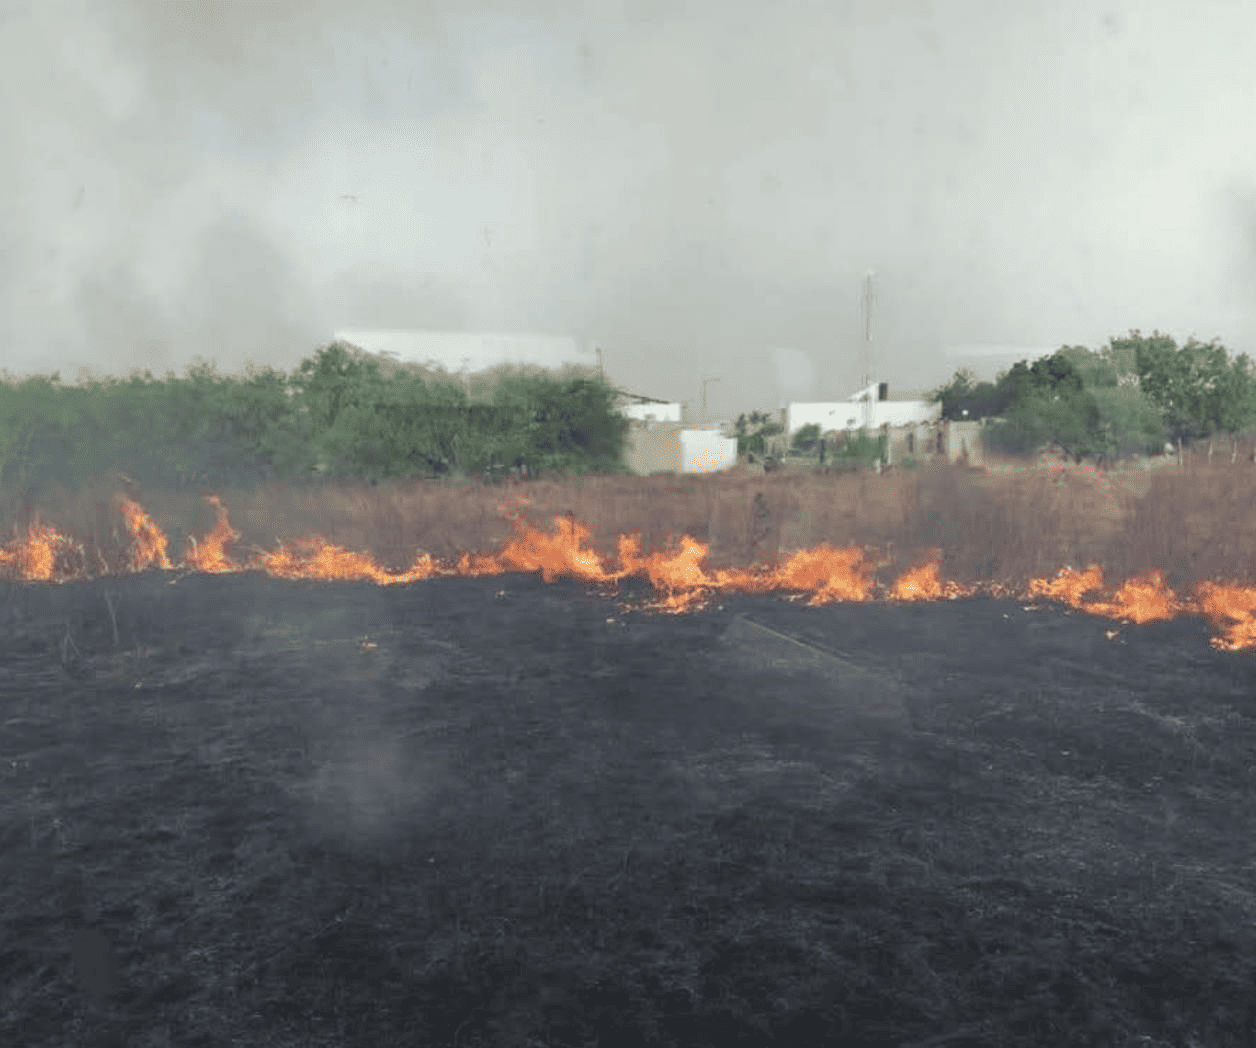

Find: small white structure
[681,426,739,473]
[332,330,595,376]
[786,382,941,436]
[622,420,738,475]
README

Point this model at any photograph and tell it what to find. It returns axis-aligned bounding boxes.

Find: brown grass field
[2,454,1255,1046]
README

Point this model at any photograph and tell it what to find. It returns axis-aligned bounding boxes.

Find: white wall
[788,402,865,435]
[870,400,942,428]
[622,402,682,422]
[681,429,739,473]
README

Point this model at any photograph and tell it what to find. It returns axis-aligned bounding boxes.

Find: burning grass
[1,456,1254,649]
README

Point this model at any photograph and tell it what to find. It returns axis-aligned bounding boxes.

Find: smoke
[772,346,817,409]
[2,0,1254,414]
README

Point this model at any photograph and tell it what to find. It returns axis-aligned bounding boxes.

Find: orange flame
[117,495,173,571]
[890,558,971,602]
[1196,581,1256,652]
[1029,564,1185,624]
[0,492,1253,651]
[0,518,90,582]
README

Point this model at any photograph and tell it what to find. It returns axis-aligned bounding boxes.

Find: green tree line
[927,331,1256,462]
[0,342,634,498]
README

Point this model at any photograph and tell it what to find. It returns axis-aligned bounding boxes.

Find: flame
[0,491,1253,650]
[1029,564,1184,624]
[1196,581,1256,652]
[890,558,971,602]
[0,517,91,582]
[118,495,173,571]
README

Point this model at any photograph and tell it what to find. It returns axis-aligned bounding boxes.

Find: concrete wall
[944,420,984,466]
[623,421,683,475]
[622,421,738,475]
[819,419,984,467]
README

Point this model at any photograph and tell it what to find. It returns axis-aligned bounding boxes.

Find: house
[785,382,942,437]
[778,382,989,466]
[749,380,985,468]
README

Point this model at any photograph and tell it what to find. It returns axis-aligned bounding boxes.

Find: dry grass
[5,455,1256,598]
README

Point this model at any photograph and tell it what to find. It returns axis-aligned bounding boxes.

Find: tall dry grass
[4,455,1256,595]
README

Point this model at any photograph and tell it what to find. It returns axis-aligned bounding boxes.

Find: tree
[926,368,1006,421]
[791,423,822,453]
[1104,330,1256,445]
[290,342,389,436]
[984,389,1099,461]
[1086,383,1166,459]
[488,374,632,478]
[962,345,1169,462]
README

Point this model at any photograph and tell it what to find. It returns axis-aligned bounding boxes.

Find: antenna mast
[860,270,877,429]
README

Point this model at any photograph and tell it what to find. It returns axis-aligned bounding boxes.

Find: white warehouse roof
[332,330,595,376]
[621,402,682,422]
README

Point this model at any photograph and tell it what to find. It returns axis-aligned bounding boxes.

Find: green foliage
[733,411,784,455]
[1117,330,1256,443]
[484,374,632,479]
[930,336,1219,463]
[0,342,636,499]
[0,373,83,494]
[319,373,468,483]
[983,390,1100,461]
[1085,383,1167,458]
[154,360,321,490]
[791,423,822,452]
[15,323,1250,499]
[291,342,388,435]
[926,368,1007,421]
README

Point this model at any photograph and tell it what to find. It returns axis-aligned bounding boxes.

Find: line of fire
[1,492,1254,652]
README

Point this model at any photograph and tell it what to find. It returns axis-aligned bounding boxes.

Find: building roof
[332,330,594,376]
[612,389,675,405]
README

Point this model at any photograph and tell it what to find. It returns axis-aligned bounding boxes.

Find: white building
[681,426,739,473]
[786,382,941,436]
[332,330,596,376]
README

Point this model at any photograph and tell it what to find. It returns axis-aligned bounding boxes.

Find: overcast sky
[4,0,1255,419]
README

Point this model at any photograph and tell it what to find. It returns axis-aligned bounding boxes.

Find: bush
[791,423,822,453]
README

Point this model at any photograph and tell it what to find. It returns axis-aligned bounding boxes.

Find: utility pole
[702,376,720,423]
[595,346,604,382]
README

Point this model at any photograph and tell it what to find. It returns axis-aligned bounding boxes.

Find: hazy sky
[5,0,1255,419]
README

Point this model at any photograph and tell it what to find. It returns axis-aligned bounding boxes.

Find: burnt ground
[2,568,1255,1047]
